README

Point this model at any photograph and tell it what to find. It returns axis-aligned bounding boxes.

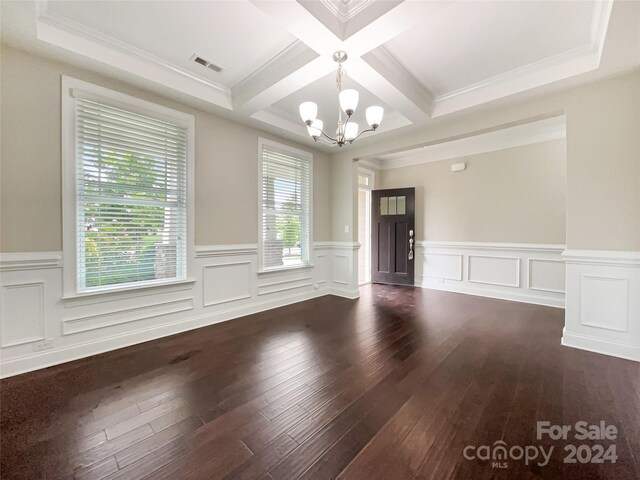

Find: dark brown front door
[371,188,415,286]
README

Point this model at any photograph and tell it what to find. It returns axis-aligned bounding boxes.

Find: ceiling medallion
[299,51,384,147]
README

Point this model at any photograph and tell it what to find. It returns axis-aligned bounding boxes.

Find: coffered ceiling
[2,0,639,151]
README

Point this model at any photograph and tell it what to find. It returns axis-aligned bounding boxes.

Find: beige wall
[0,45,331,252]
[378,140,567,244]
[333,70,640,251]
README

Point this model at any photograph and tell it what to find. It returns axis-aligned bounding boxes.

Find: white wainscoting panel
[203,261,253,306]
[580,275,629,332]
[563,250,640,362]
[415,242,565,308]
[422,253,463,281]
[528,258,566,293]
[0,242,360,377]
[1,282,45,347]
[333,255,350,285]
[468,255,520,287]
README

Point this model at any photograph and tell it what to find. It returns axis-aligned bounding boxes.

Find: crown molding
[430,0,613,117]
[321,0,375,23]
[34,1,233,110]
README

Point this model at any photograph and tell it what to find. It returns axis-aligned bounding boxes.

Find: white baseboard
[0,289,327,378]
[0,242,361,378]
[562,328,640,362]
[419,279,564,308]
[329,287,360,299]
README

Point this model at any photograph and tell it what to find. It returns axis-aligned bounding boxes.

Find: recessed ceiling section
[383,0,613,116]
[42,0,296,88]
[297,0,403,41]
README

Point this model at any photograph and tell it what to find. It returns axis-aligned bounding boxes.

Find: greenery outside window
[258,139,312,271]
[62,77,194,295]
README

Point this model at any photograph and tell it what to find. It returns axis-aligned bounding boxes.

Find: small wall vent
[190,54,224,73]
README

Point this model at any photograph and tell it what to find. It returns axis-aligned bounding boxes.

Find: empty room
[1,1,639,479]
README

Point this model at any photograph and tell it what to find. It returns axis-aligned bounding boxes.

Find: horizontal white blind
[75,98,187,291]
[261,145,311,270]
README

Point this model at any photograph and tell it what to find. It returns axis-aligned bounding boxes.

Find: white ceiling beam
[250,0,342,55]
[241,0,448,120]
[361,46,433,118]
[346,57,430,124]
[234,55,336,115]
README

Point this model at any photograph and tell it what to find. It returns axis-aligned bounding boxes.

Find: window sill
[62,278,196,302]
[257,264,314,276]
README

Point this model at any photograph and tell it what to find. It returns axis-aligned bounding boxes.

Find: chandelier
[299,51,384,147]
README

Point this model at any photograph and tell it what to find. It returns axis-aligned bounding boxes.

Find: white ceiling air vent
[190,54,224,73]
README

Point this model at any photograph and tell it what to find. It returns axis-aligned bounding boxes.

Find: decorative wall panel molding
[1,282,46,347]
[422,253,463,281]
[467,255,520,288]
[528,258,566,293]
[203,261,253,306]
[563,249,640,362]
[415,241,565,308]
[0,242,359,377]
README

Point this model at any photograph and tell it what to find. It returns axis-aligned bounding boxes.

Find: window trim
[61,76,195,298]
[257,137,313,274]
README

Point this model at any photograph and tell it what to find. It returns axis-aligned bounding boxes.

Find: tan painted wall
[378,140,567,243]
[332,70,640,251]
[0,45,331,252]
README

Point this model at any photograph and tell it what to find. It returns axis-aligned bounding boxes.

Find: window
[259,139,312,271]
[63,77,194,295]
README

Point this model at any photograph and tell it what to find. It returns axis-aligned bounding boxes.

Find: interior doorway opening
[358,169,373,285]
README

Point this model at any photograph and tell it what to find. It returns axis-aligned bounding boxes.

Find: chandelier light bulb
[339,89,359,116]
[299,102,317,125]
[307,119,323,138]
[366,106,384,128]
[344,122,359,141]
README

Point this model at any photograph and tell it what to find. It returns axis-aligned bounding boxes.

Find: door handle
[409,230,414,260]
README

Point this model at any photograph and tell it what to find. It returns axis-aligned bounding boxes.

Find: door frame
[358,167,375,285]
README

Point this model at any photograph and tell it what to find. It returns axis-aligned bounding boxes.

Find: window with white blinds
[73,97,188,292]
[259,140,312,271]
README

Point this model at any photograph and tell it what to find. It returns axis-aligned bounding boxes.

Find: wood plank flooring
[1,285,639,479]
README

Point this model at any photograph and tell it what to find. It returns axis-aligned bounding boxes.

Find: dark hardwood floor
[1,285,639,479]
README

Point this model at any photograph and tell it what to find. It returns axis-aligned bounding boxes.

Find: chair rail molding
[562,249,640,362]
[0,242,360,378]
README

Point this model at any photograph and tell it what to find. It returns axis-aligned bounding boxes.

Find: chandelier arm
[349,127,376,142]
[318,129,338,143]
